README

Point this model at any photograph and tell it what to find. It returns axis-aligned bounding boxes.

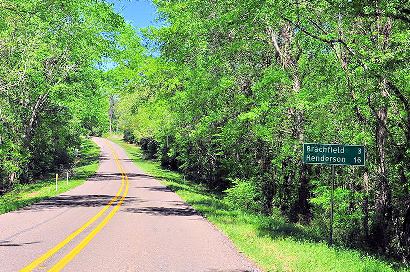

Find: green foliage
[110,0,410,263]
[11,0,408,268]
[0,138,100,214]
[0,0,139,190]
[114,136,405,272]
[224,178,261,213]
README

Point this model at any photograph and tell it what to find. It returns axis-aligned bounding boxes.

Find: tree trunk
[403,207,410,262]
[362,171,370,240]
[109,95,115,134]
[280,158,293,218]
[267,22,310,222]
[24,92,48,145]
[372,104,392,250]
[296,163,311,222]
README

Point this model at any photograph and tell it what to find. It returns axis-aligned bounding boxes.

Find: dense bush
[123,129,136,144]
[224,178,261,213]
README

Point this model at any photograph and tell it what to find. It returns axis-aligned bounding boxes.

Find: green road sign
[303,143,365,166]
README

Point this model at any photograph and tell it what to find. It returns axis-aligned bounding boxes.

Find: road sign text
[303,143,365,166]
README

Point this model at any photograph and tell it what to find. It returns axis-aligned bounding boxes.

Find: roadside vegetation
[1,0,408,268]
[0,1,127,199]
[0,0,129,204]
[0,138,100,214]
[108,0,410,265]
[111,135,406,272]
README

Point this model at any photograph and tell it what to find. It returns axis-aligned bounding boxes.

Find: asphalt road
[0,138,259,272]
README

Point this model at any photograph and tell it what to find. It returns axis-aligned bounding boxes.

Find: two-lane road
[0,138,259,272]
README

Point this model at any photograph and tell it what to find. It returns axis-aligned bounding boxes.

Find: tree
[0,0,130,189]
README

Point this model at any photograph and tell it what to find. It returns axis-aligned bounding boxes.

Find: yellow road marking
[21,140,125,272]
[48,143,129,271]
[48,176,129,271]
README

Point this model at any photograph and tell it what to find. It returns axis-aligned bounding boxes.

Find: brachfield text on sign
[303,143,365,166]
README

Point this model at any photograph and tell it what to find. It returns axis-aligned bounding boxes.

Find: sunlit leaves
[0,0,129,188]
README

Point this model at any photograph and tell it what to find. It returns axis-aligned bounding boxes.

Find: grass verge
[0,138,100,214]
[110,135,407,272]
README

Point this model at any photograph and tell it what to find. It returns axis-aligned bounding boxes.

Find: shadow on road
[89,173,154,182]
[17,194,139,212]
[137,186,173,193]
[119,158,135,162]
[124,173,155,179]
[124,206,198,217]
[0,240,40,247]
[88,173,123,182]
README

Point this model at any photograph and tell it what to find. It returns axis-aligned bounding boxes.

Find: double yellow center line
[21,140,129,272]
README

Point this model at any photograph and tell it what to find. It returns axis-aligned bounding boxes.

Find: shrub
[224,178,261,213]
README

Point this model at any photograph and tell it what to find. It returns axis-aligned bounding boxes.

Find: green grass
[0,138,100,214]
[109,135,408,272]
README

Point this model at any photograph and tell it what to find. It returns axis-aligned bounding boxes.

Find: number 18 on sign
[303,143,365,246]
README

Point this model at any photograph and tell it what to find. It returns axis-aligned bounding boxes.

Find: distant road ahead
[0,137,258,272]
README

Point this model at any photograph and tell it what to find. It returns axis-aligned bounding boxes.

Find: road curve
[0,137,259,272]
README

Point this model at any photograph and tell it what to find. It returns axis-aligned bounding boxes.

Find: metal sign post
[330,165,335,245]
[303,143,365,246]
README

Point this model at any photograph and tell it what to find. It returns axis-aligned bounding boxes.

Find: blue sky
[106,0,161,30]
[104,0,162,59]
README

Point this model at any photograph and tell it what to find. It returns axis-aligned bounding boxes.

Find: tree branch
[267,26,285,65]
[357,10,410,24]
[281,16,368,69]
[25,92,49,143]
[386,80,409,113]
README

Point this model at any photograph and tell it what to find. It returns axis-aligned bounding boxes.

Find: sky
[105,0,161,30]
[102,0,162,62]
